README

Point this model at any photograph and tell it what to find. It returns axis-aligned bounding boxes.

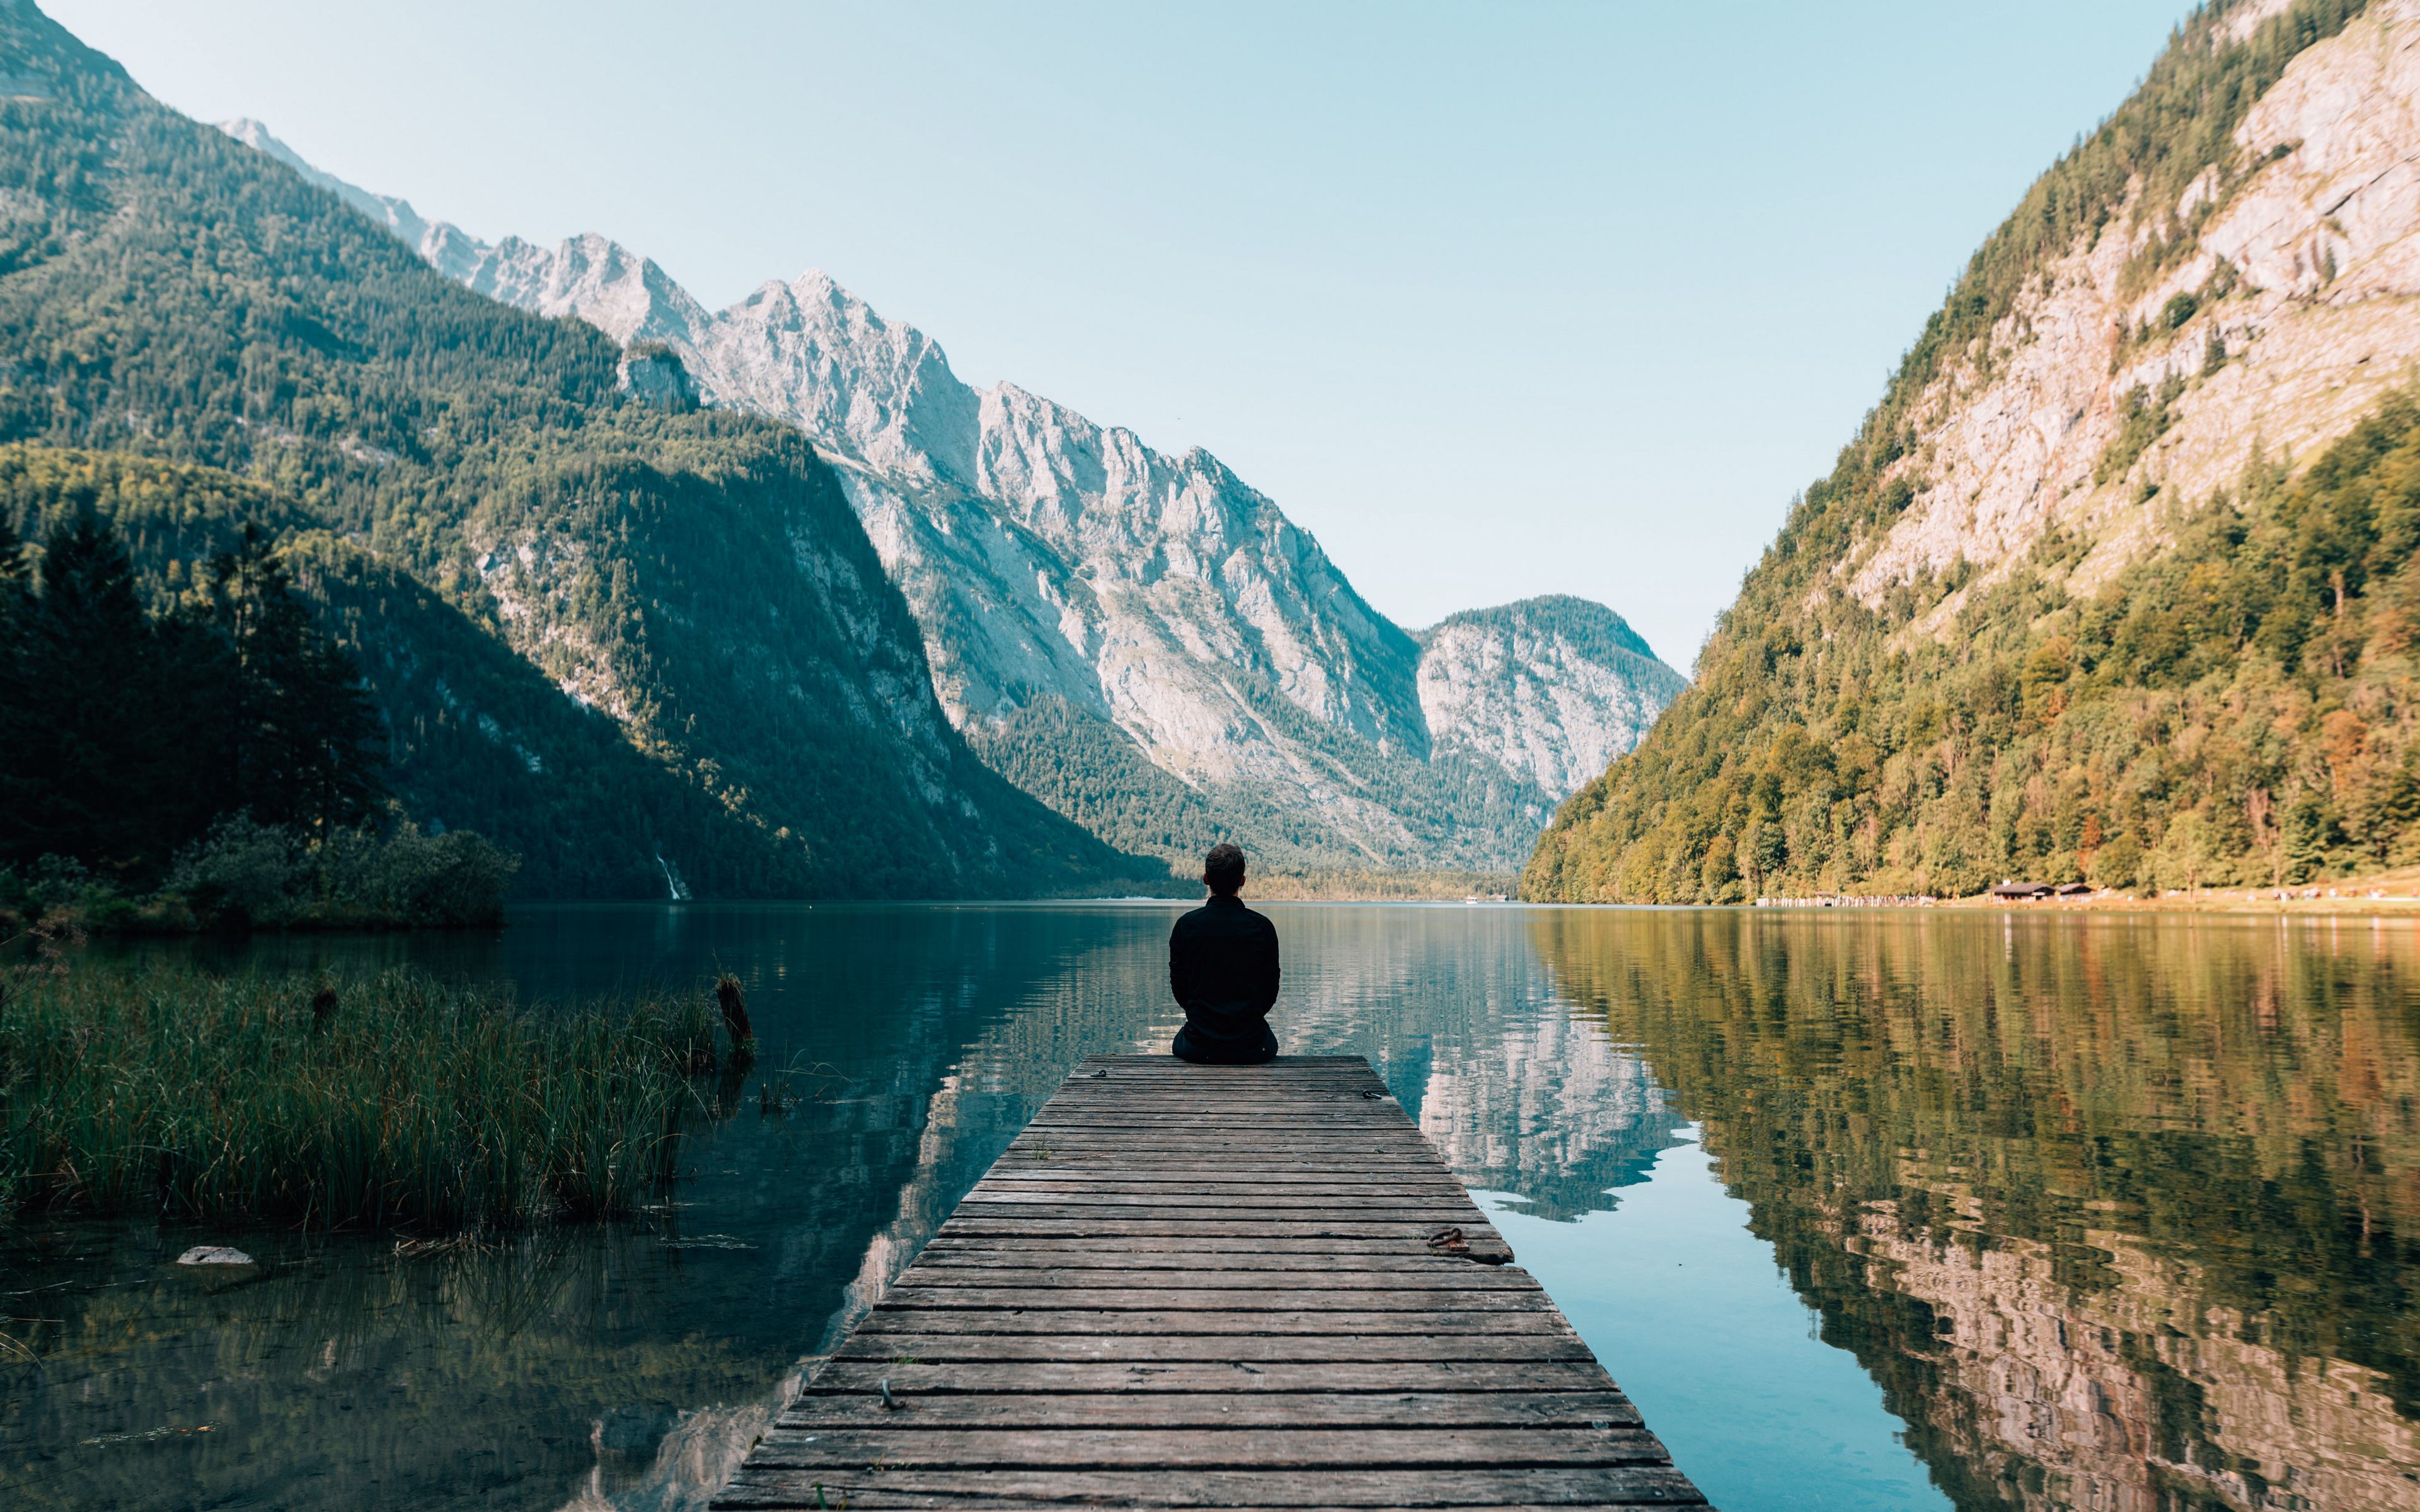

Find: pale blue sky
[47,1,2191,667]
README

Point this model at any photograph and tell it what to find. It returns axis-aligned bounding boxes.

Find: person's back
[1168,842,1279,1064]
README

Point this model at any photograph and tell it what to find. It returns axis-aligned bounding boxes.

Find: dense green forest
[0,465,519,927]
[0,503,379,878]
[0,8,1149,898]
[1526,0,2410,902]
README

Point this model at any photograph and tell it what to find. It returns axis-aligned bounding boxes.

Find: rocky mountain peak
[216,120,1688,871]
[1418,597,1686,799]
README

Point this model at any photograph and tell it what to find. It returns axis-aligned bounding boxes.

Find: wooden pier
[713,1054,1708,1509]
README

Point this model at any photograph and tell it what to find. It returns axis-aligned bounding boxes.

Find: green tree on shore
[0,511,386,884]
[192,525,386,837]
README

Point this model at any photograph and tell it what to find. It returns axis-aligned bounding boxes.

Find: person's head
[1202,842,1247,897]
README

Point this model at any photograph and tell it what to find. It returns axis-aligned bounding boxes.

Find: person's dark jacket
[1167,894,1279,1063]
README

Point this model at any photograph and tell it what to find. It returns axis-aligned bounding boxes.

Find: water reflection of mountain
[1409,1002,1676,1221]
[1533,909,2420,1512]
[1259,905,1687,1222]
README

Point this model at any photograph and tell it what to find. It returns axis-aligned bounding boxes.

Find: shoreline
[1755,862,2420,917]
[1937,891,2420,917]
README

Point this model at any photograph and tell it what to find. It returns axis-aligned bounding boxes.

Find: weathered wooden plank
[1046,1080,1391,1091]
[957,1187,1483,1204]
[943,1194,1490,1219]
[827,1334,1597,1363]
[998,1162,1460,1174]
[985,1155,1456,1170]
[1011,1138,1420,1148]
[710,1055,1700,1511]
[1008,1128,1422,1140]
[714,1467,1708,1508]
[972,1166,1461,1180]
[800,1360,1625,1396]
[1040,1091,1398,1099]
[916,1235,1495,1258]
[1040,1090,1394,1098]
[856,1309,1575,1337]
[1030,1111,1405,1123]
[1003,1139,1431,1151]
[777,1392,1645,1429]
[909,1239,1510,1257]
[1074,1055,1371,1067]
[896,1263,1538,1286]
[1004,1150,1443,1164]
[970,1177,1478,1193]
[878,1286,1555,1312]
[746,1426,1671,1469]
[926,1221,1516,1263]
[727,1504,1692,1512]
[1009,1140,1420,1149]
[1031,1104,1409,1112]
[1028,1102,1405,1114]
[948,1206,1485,1222]
[991,1159,1455,1173]
[1004,1145,1441,1158]
[958,1194,1488,1213]
[933,1217,1504,1236]
[1002,1150,1439,1162]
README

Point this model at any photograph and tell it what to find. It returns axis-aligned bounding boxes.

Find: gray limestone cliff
[217,122,1688,870]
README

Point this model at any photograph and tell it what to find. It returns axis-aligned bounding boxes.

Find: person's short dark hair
[1203,842,1247,895]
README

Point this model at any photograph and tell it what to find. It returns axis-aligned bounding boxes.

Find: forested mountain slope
[217,123,1691,874]
[0,4,1146,898]
[1529,0,2420,902]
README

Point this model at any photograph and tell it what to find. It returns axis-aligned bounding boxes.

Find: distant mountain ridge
[1417,597,1684,801]
[219,118,1686,871]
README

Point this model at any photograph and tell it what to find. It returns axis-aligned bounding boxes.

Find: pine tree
[0,511,225,877]
[0,514,30,856]
[196,527,386,835]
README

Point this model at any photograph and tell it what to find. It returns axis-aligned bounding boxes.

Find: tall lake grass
[0,963,715,1230]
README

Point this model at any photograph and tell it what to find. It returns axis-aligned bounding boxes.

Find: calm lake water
[5,903,2417,1511]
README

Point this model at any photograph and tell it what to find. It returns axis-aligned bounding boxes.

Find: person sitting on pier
[1168,842,1280,1065]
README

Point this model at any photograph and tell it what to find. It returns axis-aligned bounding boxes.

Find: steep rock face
[524,258,1454,862]
[1852,0,2420,625]
[1418,597,1688,800]
[215,123,1686,870]
[1528,0,2420,903]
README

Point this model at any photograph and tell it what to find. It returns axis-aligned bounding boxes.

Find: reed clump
[0,963,715,1230]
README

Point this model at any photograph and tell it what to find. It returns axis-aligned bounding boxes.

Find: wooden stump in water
[715,975,755,1068]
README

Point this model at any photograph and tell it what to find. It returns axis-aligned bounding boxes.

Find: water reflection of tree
[1532,910,2420,1512]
